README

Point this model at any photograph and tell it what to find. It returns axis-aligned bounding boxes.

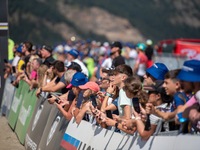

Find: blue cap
[16,45,23,53]
[68,49,79,58]
[145,63,169,80]
[177,60,200,82]
[70,72,88,87]
[125,42,135,49]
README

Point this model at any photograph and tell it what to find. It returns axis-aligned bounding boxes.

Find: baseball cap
[70,72,88,87]
[136,43,145,51]
[111,41,122,49]
[79,81,100,92]
[143,80,173,103]
[145,63,169,80]
[177,60,200,82]
[125,42,135,49]
[66,62,82,72]
[68,49,79,59]
[146,39,153,45]
[16,45,23,53]
[43,45,53,53]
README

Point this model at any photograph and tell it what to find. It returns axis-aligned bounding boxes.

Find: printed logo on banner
[32,105,44,131]
[46,116,61,146]
[18,103,32,126]
[26,133,37,150]
[11,95,23,113]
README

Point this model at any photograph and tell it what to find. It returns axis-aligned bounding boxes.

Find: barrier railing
[1,78,200,150]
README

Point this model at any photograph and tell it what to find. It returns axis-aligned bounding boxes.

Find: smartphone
[106,110,113,119]
[177,112,188,123]
[4,59,8,63]
[132,98,140,113]
[89,95,97,107]
[54,98,59,103]
[12,66,16,73]
[47,94,52,99]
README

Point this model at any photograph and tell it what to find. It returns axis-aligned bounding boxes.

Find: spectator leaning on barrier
[174,60,200,134]
[143,63,169,86]
[110,41,125,68]
[55,72,88,120]
[36,61,67,98]
[133,43,148,82]
[135,80,173,140]
[75,81,100,124]
[41,45,55,68]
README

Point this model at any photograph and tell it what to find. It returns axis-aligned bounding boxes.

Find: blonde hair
[37,65,54,88]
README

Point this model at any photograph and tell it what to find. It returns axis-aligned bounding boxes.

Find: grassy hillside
[8,0,200,45]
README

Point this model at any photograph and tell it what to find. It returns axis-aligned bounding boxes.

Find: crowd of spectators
[4,38,200,141]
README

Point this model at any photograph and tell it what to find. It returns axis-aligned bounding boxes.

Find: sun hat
[145,63,169,80]
[177,60,200,82]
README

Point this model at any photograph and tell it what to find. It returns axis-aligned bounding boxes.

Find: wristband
[115,122,119,128]
[105,92,111,97]
[40,88,42,92]
[135,117,141,121]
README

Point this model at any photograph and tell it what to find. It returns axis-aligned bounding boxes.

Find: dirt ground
[0,116,25,150]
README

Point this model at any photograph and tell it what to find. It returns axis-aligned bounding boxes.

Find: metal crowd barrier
[1,79,200,150]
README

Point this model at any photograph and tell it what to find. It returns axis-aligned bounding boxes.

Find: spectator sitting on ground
[40,45,55,68]
[75,81,100,124]
[55,72,88,120]
[143,63,169,86]
[133,80,173,140]
[147,69,189,121]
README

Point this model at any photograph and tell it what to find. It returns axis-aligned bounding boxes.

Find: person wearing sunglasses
[41,45,55,68]
[143,63,169,86]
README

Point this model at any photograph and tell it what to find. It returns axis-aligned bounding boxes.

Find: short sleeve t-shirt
[101,57,112,68]
[76,91,84,108]
[150,103,171,131]
[136,52,147,76]
[117,88,133,118]
[112,55,125,68]
[54,74,68,94]
[67,90,76,102]
[18,59,25,72]
[31,70,38,80]
[171,92,189,112]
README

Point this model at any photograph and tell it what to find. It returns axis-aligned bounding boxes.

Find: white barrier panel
[1,75,16,118]
[61,118,200,150]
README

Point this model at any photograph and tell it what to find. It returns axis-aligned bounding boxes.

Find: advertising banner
[14,88,37,145]
[8,80,27,129]
[25,95,53,150]
[37,104,70,150]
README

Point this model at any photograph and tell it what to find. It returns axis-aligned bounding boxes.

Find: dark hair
[164,69,181,83]
[123,76,148,108]
[113,64,133,77]
[67,62,82,72]
[52,61,65,72]
[102,68,115,76]
[23,42,33,52]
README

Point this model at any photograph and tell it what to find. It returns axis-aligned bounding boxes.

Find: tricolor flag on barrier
[61,133,80,150]
[0,22,8,30]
